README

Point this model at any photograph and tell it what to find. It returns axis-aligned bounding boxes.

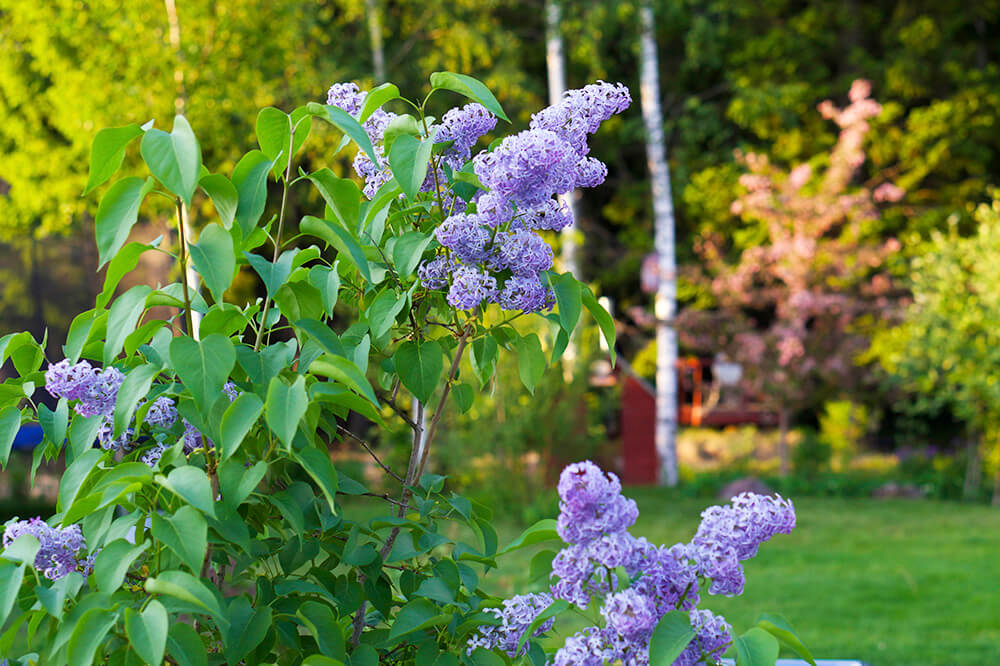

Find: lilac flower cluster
[46,359,239,468]
[465,593,555,658]
[2,517,93,580]
[46,359,130,450]
[470,460,796,664]
[325,80,630,313]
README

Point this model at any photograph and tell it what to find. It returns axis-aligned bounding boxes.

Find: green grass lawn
[485,492,1000,666]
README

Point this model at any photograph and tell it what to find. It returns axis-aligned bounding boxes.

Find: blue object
[11,423,43,451]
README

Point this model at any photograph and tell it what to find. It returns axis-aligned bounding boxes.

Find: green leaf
[256,107,291,163]
[301,216,372,284]
[757,613,816,665]
[429,72,510,123]
[516,333,546,395]
[64,309,105,360]
[388,134,435,202]
[551,272,582,335]
[275,281,325,323]
[648,610,696,665]
[499,519,558,556]
[451,382,473,413]
[381,114,422,154]
[308,355,379,407]
[140,115,202,205]
[466,648,506,666]
[93,538,150,594]
[198,304,249,339]
[297,601,345,661]
[58,449,104,514]
[365,289,406,340]
[359,82,401,122]
[67,607,117,666]
[265,375,308,446]
[308,169,362,231]
[0,405,21,469]
[169,334,235,413]
[104,284,153,364]
[1,534,40,565]
[158,466,217,518]
[151,506,207,573]
[306,102,378,164]
[125,600,168,666]
[218,393,263,462]
[98,242,157,309]
[145,570,227,628]
[198,173,238,229]
[294,445,339,515]
[309,264,341,316]
[219,459,267,508]
[302,657,344,666]
[167,622,208,666]
[245,248,297,297]
[388,598,448,642]
[96,176,155,267]
[392,231,433,278]
[85,124,144,195]
[582,286,616,365]
[733,627,780,666]
[350,644,378,666]
[470,336,498,388]
[222,597,271,665]
[113,363,159,439]
[0,562,23,627]
[189,223,236,304]
[232,150,274,238]
[37,571,83,620]
[395,340,443,404]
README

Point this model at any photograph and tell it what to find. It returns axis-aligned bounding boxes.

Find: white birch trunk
[366,0,386,83]
[164,0,202,337]
[546,0,579,373]
[639,0,678,486]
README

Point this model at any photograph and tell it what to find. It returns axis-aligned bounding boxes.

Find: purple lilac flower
[435,213,491,263]
[556,461,638,545]
[44,359,96,401]
[145,397,178,428]
[446,266,496,311]
[475,191,514,228]
[439,103,497,169]
[466,593,555,657]
[522,198,573,232]
[552,627,617,666]
[2,517,91,580]
[530,81,632,157]
[632,543,701,613]
[498,275,549,312]
[326,82,365,115]
[601,589,658,644]
[496,230,553,276]
[140,442,169,468]
[417,255,451,289]
[574,156,608,188]
[473,129,578,209]
[675,610,733,666]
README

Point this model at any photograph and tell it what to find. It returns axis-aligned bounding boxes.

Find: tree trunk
[639,0,678,486]
[545,0,579,375]
[964,433,981,500]
[163,0,202,336]
[778,407,790,476]
[366,0,386,83]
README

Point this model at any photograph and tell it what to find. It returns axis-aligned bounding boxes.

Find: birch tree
[638,0,679,486]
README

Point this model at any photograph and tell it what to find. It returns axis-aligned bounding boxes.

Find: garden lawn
[485,493,1000,666]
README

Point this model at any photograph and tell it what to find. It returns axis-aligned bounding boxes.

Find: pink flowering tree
[679,80,904,473]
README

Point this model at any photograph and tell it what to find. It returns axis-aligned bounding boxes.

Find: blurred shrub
[791,427,833,477]
[818,400,871,468]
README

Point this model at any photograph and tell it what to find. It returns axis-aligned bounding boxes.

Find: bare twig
[336,424,403,483]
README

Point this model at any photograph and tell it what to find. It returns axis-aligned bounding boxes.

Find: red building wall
[621,374,658,484]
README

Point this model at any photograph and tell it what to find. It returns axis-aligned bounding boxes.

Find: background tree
[870,196,1000,504]
[678,81,904,473]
